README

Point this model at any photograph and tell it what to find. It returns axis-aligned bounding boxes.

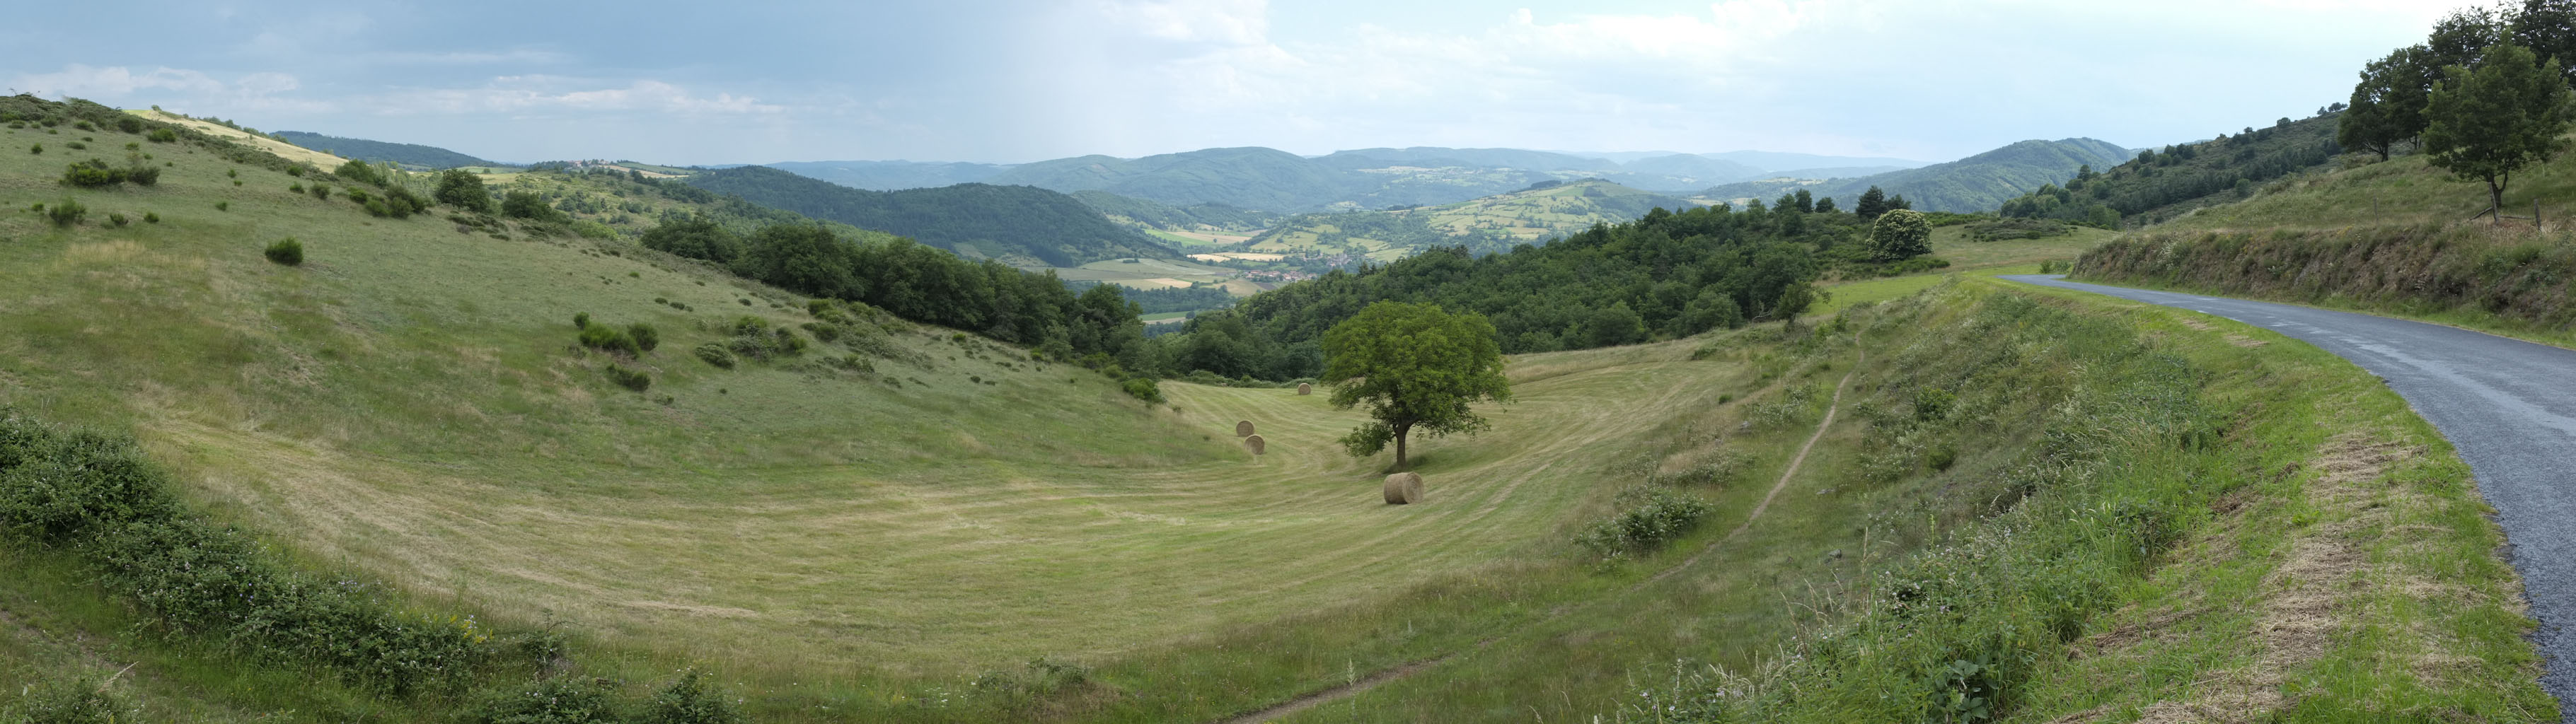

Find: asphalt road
[2003,274,2576,716]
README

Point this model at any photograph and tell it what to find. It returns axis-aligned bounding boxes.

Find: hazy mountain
[683,166,1179,267]
[273,131,500,168]
[1704,150,1931,173]
[1243,179,1699,262]
[763,160,1007,190]
[1698,139,2131,213]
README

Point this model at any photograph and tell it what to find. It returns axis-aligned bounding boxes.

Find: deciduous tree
[1867,209,1933,262]
[1321,301,1510,470]
[2422,42,2576,222]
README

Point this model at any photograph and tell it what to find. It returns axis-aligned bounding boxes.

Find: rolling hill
[762,158,1007,190]
[1240,179,1697,263]
[273,130,502,168]
[1699,138,2132,212]
[683,165,1179,266]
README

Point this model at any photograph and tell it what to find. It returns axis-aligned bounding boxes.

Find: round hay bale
[1382,472,1424,504]
[1297,383,1312,395]
[1244,434,1266,455]
[1235,420,1255,437]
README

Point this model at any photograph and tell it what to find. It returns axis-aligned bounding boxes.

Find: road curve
[2003,274,2576,717]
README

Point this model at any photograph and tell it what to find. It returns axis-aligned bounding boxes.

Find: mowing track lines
[1209,345,1861,723]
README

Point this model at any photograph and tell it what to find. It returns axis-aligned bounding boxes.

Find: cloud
[12,64,225,98]
[376,76,785,116]
[1095,0,1269,45]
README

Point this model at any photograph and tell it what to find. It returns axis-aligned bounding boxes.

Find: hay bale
[1382,472,1424,504]
[1297,383,1312,395]
[1236,420,1255,437]
[1244,434,1266,455]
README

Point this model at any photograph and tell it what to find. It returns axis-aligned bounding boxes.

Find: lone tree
[1854,186,1890,220]
[434,169,492,213]
[1321,301,1511,470]
[1867,208,1933,262]
[2422,42,2576,223]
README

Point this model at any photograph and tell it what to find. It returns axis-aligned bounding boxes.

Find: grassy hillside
[2074,138,2576,348]
[683,165,1179,266]
[273,131,502,169]
[1998,112,2343,228]
[1240,180,1697,263]
[1702,138,2133,212]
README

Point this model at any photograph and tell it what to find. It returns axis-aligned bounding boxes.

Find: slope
[683,165,1179,266]
[989,146,1356,212]
[1240,179,1697,263]
[1700,138,2134,212]
[1998,111,2343,227]
[273,130,502,169]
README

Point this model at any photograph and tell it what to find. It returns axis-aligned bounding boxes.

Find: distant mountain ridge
[763,146,1917,213]
[273,131,500,168]
[683,166,1179,267]
[1240,179,1698,263]
[1698,139,2132,213]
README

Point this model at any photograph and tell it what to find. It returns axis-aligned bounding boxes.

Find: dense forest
[1143,202,1876,380]
[1997,112,2344,227]
[274,131,502,169]
[684,166,1179,267]
[1071,190,1285,232]
[1700,138,2131,213]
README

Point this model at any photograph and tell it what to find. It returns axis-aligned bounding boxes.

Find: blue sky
[4,1,2453,165]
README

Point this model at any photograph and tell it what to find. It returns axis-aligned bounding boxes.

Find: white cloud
[1095,0,1270,45]
[377,76,785,116]
[13,64,225,98]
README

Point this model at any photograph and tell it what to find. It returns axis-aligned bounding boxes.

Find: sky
[2,1,2459,166]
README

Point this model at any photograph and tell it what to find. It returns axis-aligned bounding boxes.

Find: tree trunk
[1393,422,1412,469]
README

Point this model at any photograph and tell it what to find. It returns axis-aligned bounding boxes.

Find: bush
[333,159,385,186]
[60,158,123,187]
[382,185,429,218]
[310,184,331,201]
[26,143,37,154]
[142,211,158,223]
[125,164,157,186]
[213,201,227,211]
[264,238,303,266]
[577,323,640,356]
[573,312,591,329]
[639,668,748,724]
[501,190,565,222]
[434,169,491,212]
[693,343,737,369]
[107,212,127,227]
[45,197,84,226]
[1573,487,1711,556]
[606,364,652,392]
[115,116,143,134]
[146,127,178,143]
[457,675,623,724]
[628,323,660,352]
[1121,377,1165,404]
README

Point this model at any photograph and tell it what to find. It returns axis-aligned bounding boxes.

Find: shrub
[628,323,660,352]
[264,238,303,265]
[226,168,237,178]
[146,127,177,143]
[382,186,429,218]
[214,201,228,211]
[573,312,592,329]
[501,190,565,222]
[333,159,385,186]
[434,169,491,212]
[310,184,330,201]
[606,364,652,392]
[26,143,37,154]
[1121,377,1165,404]
[1573,487,1712,556]
[46,197,85,226]
[284,164,305,177]
[107,212,127,227]
[142,211,158,223]
[578,323,640,356]
[458,675,622,724]
[290,182,304,193]
[115,116,144,134]
[693,343,737,369]
[639,668,748,724]
[124,164,157,186]
[61,158,122,187]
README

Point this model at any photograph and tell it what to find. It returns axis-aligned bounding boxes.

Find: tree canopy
[1320,301,1511,469]
[2422,42,2576,220]
[1867,209,1932,262]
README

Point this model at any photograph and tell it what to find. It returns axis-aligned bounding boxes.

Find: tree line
[1997,113,2344,227]
[2339,1,2576,218]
